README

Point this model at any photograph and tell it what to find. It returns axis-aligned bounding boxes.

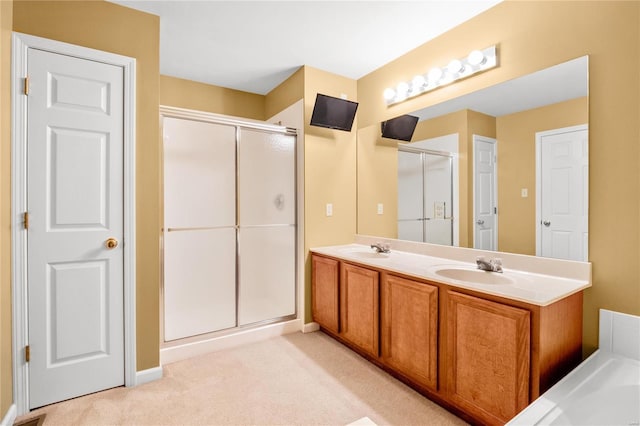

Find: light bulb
[428,67,443,84]
[440,73,454,85]
[468,50,486,66]
[396,82,409,97]
[412,74,426,89]
[383,88,396,101]
[447,59,464,74]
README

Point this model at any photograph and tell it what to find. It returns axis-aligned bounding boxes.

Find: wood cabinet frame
[310,254,583,425]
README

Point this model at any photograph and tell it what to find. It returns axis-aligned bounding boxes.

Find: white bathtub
[509,309,640,426]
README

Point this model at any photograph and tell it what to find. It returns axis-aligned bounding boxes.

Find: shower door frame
[159,105,299,347]
[397,145,455,246]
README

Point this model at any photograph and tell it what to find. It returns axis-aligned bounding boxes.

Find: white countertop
[310,243,591,306]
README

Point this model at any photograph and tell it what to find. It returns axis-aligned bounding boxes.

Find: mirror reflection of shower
[397,134,459,246]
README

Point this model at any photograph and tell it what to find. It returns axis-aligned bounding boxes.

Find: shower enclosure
[162,107,297,343]
[397,147,454,245]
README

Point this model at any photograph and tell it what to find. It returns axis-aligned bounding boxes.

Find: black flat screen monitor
[310,93,358,132]
[381,114,419,142]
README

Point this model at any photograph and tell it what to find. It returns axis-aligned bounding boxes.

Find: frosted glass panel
[164,228,236,340]
[426,219,453,246]
[238,226,295,325]
[164,118,236,228]
[398,151,423,221]
[238,129,295,225]
[398,220,423,242]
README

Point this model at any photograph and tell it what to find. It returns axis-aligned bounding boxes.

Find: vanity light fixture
[383,45,497,105]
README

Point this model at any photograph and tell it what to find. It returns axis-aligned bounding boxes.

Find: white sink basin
[434,267,514,285]
[338,246,391,259]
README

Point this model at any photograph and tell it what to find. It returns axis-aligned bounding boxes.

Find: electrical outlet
[521,188,528,198]
[326,203,333,217]
[377,203,384,215]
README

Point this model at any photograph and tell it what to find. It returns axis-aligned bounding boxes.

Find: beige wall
[0,0,13,415]
[265,67,304,120]
[12,0,162,373]
[497,97,588,255]
[160,75,265,120]
[303,66,358,322]
[356,124,398,239]
[357,1,640,353]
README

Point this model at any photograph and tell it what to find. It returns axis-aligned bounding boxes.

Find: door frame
[11,32,137,415]
[472,135,498,250]
[535,124,588,257]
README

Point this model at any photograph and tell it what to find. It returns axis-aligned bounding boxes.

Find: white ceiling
[108,0,503,95]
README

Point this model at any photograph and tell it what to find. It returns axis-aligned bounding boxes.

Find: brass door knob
[105,238,119,249]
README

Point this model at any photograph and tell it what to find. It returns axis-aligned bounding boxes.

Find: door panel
[238,226,296,326]
[424,153,453,245]
[48,261,109,363]
[163,229,237,340]
[27,48,124,408]
[340,263,379,357]
[382,275,438,390]
[311,255,339,334]
[238,129,295,226]
[163,118,236,228]
[446,291,530,424]
[49,128,108,228]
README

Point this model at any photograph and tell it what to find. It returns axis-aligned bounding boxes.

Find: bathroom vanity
[311,237,591,426]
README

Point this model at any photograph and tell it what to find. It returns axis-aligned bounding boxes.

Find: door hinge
[23,212,29,230]
[494,207,497,214]
[25,345,30,363]
[24,77,29,95]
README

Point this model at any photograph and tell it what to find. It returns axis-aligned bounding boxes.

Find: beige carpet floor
[17,331,467,426]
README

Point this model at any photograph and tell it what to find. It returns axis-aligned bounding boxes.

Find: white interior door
[473,135,498,250]
[27,48,125,408]
[537,125,589,261]
[163,118,237,340]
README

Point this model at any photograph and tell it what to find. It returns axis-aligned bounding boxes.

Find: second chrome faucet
[476,256,503,273]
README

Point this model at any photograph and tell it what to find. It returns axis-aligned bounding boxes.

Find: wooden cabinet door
[446,291,530,425]
[311,255,339,334]
[340,263,379,357]
[381,275,438,390]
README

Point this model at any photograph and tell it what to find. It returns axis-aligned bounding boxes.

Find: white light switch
[326,203,333,217]
[521,188,528,198]
[377,203,384,215]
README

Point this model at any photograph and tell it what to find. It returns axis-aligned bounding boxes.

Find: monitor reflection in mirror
[361,56,589,261]
[381,114,419,142]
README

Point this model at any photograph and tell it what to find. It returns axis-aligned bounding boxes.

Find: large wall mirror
[357,56,589,261]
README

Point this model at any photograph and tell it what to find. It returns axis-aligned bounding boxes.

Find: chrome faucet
[371,242,391,253]
[476,256,503,273]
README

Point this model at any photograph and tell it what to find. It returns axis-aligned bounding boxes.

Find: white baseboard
[1,404,16,426]
[134,366,163,386]
[302,322,320,333]
[160,318,303,365]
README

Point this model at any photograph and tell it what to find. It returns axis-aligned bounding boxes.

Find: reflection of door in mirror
[397,134,458,245]
[536,125,589,261]
[473,135,498,251]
